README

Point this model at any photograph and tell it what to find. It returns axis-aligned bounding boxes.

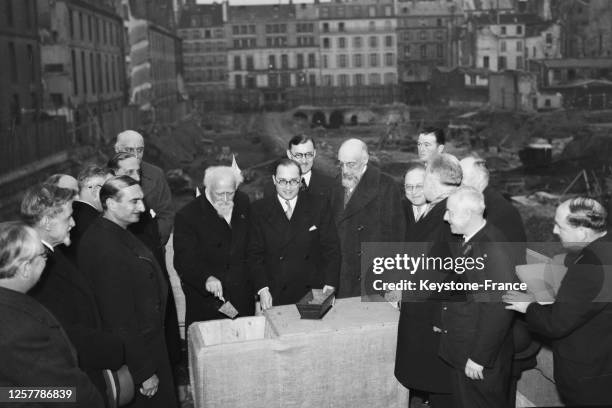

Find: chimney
[222,0,228,23]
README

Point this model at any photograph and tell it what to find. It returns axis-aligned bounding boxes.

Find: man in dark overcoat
[174,166,254,329]
[79,176,178,408]
[330,138,405,298]
[249,159,340,309]
[21,183,124,399]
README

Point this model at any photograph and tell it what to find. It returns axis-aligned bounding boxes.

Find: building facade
[37,0,125,139]
[178,3,227,97]
[317,0,398,88]
[0,0,42,130]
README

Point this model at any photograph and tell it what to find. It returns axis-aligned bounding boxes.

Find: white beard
[213,200,234,219]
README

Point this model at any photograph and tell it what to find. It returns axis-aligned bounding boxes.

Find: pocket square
[309,225,318,231]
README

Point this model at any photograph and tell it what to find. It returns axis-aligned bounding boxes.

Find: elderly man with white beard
[173,166,254,329]
[329,138,406,298]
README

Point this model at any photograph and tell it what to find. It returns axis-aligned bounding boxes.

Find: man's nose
[137,201,145,212]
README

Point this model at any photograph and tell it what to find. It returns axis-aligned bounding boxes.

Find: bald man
[46,174,80,198]
[439,187,516,408]
[115,130,174,246]
[330,138,405,298]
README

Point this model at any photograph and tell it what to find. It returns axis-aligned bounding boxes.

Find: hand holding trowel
[206,275,239,319]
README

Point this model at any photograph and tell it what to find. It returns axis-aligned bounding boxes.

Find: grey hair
[203,166,243,189]
[428,153,462,186]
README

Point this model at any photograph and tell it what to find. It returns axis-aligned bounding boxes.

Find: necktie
[414,205,424,221]
[285,199,293,220]
[300,177,308,191]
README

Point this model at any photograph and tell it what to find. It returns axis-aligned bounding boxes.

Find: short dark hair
[20,184,76,226]
[274,158,302,177]
[107,152,137,175]
[288,134,316,150]
[77,163,108,190]
[420,127,445,145]
[99,176,140,211]
[566,197,607,233]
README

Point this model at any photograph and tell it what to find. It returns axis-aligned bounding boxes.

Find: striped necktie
[285,199,293,220]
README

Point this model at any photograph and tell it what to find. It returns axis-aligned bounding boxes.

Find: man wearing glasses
[264,134,334,199]
[403,162,428,236]
[249,158,340,310]
[330,138,406,298]
[20,183,124,400]
[115,130,174,247]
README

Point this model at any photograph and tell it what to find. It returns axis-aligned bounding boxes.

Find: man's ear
[286,150,292,160]
[114,144,120,153]
[438,144,445,154]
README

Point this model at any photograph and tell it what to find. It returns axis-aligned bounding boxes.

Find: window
[338,74,348,87]
[546,33,553,46]
[517,25,522,35]
[436,44,443,58]
[246,76,255,89]
[81,51,87,94]
[369,36,378,48]
[384,73,396,85]
[71,50,78,95]
[437,18,443,27]
[353,36,362,48]
[338,54,347,68]
[368,6,376,17]
[232,25,239,35]
[532,47,536,58]
[323,75,333,86]
[369,53,378,67]
[403,31,411,41]
[268,55,276,69]
[309,74,316,86]
[420,30,427,40]
[79,12,84,40]
[297,54,304,69]
[338,22,345,32]
[420,44,427,58]
[501,26,506,35]
[69,10,74,38]
[403,45,411,58]
[354,54,362,67]
[338,37,346,48]
[234,55,241,70]
[385,36,393,47]
[323,23,329,33]
[516,41,523,52]
[90,53,95,93]
[308,53,315,68]
[369,21,375,31]
[105,56,110,93]
[516,56,523,69]
[483,56,489,68]
[385,53,394,66]
[281,54,288,69]
[323,38,330,48]
[384,5,392,16]
[235,75,242,88]
[8,42,17,81]
[500,40,506,52]
[369,73,380,85]
[88,16,93,41]
[354,73,364,85]
[436,30,444,40]
[498,56,507,70]
[323,55,328,68]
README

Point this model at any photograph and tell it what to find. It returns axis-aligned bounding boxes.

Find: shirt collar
[464,221,487,243]
[278,195,298,211]
[41,240,54,252]
[302,171,312,186]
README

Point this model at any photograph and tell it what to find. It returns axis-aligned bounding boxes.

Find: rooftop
[179,4,224,28]
[229,4,296,22]
[535,58,612,69]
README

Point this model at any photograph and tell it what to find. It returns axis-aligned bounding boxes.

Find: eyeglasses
[275,178,300,187]
[338,161,361,170]
[120,147,144,155]
[405,184,424,193]
[88,184,103,190]
[290,151,315,160]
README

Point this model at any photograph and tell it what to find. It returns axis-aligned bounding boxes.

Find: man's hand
[322,285,335,294]
[205,276,223,300]
[502,290,535,314]
[259,288,273,311]
[465,359,484,380]
[140,374,159,397]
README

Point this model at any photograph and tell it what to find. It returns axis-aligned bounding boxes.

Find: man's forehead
[405,169,425,181]
[418,133,437,143]
[277,164,299,177]
[290,141,314,152]
[211,176,236,191]
[117,132,144,147]
[120,185,143,199]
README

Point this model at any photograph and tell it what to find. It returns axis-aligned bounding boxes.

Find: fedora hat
[103,365,135,408]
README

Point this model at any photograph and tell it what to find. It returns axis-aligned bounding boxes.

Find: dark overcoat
[63,200,100,263]
[329,165,406,298]
[248,191,340,305]
[0,286,104,407]
[79,217,177,408]
[526,233,612,406]
[30,247,124,397]
[173,191,254,328]
[395,198,457,394]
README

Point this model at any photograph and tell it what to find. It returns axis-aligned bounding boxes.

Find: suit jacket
[330,165,406,298]
[63,201,100,263]
[263,168,334,200]
[141,161,174,246]
[526,234,612,405]
[173,191,254,328]
[483,186,527,263]
[29,247,124,396]
[395,198,457,393]
[0,286,104,407]
[438,223,515,370]
[248,191,340,306]
[79,217,177,408]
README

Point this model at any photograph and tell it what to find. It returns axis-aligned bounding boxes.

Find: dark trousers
[449,362,512,408]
